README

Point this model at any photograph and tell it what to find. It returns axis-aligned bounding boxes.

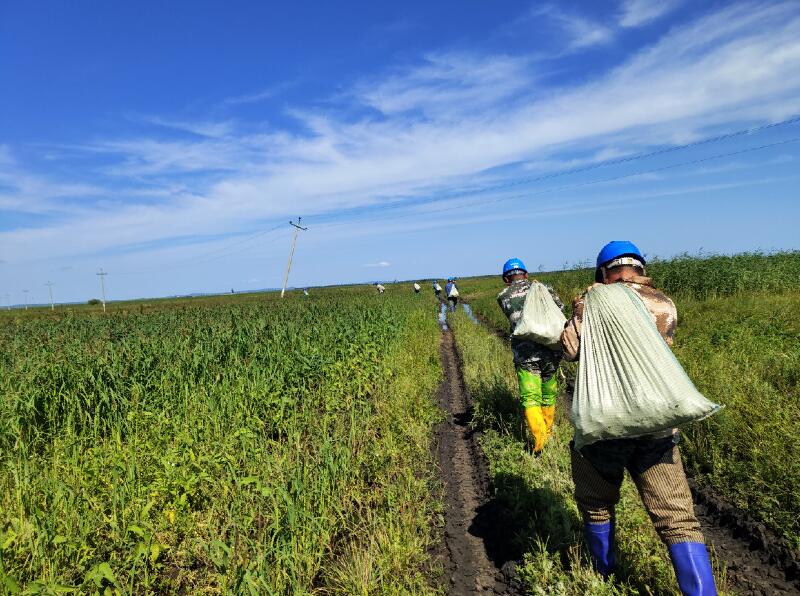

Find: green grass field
[1,251,798,593]
[0,290,443,593]
[459,251,800,550]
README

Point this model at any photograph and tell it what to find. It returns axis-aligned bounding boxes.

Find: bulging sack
[511,281,567,348]
[572,283,721,450]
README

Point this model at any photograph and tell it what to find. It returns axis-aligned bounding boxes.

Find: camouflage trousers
[570,434,704,546]
[512,340,561,378]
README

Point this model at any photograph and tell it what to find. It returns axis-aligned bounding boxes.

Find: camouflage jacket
[560,275,677,362]
[497,279,564,373]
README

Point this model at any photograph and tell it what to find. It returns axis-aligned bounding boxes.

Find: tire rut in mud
[434,328,521,595]
[689,480,800,595]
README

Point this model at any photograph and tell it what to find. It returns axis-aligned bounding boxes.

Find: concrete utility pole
[280,217,308,298]
[96,268,108,313]
[22,289,29,310]
[45,281,54,310]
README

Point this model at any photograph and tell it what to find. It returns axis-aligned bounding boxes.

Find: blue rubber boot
[668,542,717,595]
[584,521,616,579]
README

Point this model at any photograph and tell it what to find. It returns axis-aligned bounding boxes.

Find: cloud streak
[3,1,800,269]
[619,0,682,28]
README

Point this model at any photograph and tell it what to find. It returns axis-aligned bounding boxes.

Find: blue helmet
[502,257,527,276]
[596,241,645,268]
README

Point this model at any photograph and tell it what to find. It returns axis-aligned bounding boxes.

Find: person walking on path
[413,282,421,294]
[496,258,564,454]
[560,240,716,595]
[433,280,443,299]
[445,277,459,312]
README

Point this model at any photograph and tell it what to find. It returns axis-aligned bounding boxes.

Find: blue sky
[2,0,800,304]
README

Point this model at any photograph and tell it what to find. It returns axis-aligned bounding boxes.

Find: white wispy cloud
[223,81,295,105]
[354,51,537,118]
[535,4,615,50]
[134,115,236,138]
[619,0,682,28]
[364,261,391,268]
[2,1,800,266]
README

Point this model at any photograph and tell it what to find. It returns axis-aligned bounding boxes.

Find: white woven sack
[572,283,721,450]
[447,286,459,298]
[511,281,567,348]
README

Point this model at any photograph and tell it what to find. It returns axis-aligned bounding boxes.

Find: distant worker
[445,277,459,312]
[375,283,386,294]
[303,288,309,296]
[413,282,421,294]
[560,241,716,595]
[497,258,563,454]
[433,280,443,299]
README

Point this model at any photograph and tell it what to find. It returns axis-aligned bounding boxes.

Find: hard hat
[596,241,645,268]
[502,257,527,276]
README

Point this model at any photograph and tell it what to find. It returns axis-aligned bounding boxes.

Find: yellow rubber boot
[524,406,549,453]
[541,405,556,436]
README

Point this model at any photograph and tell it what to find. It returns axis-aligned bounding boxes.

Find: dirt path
[690,481,800,594]
[434,328,520,595]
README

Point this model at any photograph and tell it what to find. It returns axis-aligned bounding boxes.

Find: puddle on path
[438,303,449,330]
[461,303,480,325]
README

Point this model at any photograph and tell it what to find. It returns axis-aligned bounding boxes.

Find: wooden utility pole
[281,217,308,298]
[96,268,108,313]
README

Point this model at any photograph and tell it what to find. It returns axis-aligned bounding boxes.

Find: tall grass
[0,291,443,592]
[458,251,800,548]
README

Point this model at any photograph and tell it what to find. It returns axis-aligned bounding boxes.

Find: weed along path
[434,325,519,595]
[452,299,800,595]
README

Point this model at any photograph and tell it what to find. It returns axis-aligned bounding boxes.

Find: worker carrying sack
[447,285,459,298]
[572,283,722,450]
[512,281,567,349]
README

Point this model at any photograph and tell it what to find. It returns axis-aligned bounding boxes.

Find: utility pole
[281,217,308,298]
[22,289,29,310]
[96,268,108,313]
[45,281,54,310]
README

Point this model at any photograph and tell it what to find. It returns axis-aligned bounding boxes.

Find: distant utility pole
[280,217,308,298]
[22,289,29,310]
[96,268,108,313]
[45,281,55,310]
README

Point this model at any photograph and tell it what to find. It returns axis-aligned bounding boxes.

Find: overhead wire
[313,135,800,229]
[114,223,287,275]
[310,114,800,228]
[101,115,800,274]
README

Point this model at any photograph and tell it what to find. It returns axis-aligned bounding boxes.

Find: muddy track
[689,480,800,594]
[458,299,800,595]
[434,328,521,595]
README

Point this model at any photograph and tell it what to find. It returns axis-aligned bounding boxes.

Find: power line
[313,135,800,228]
[114,223,287,275]
[311,114,800,229]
